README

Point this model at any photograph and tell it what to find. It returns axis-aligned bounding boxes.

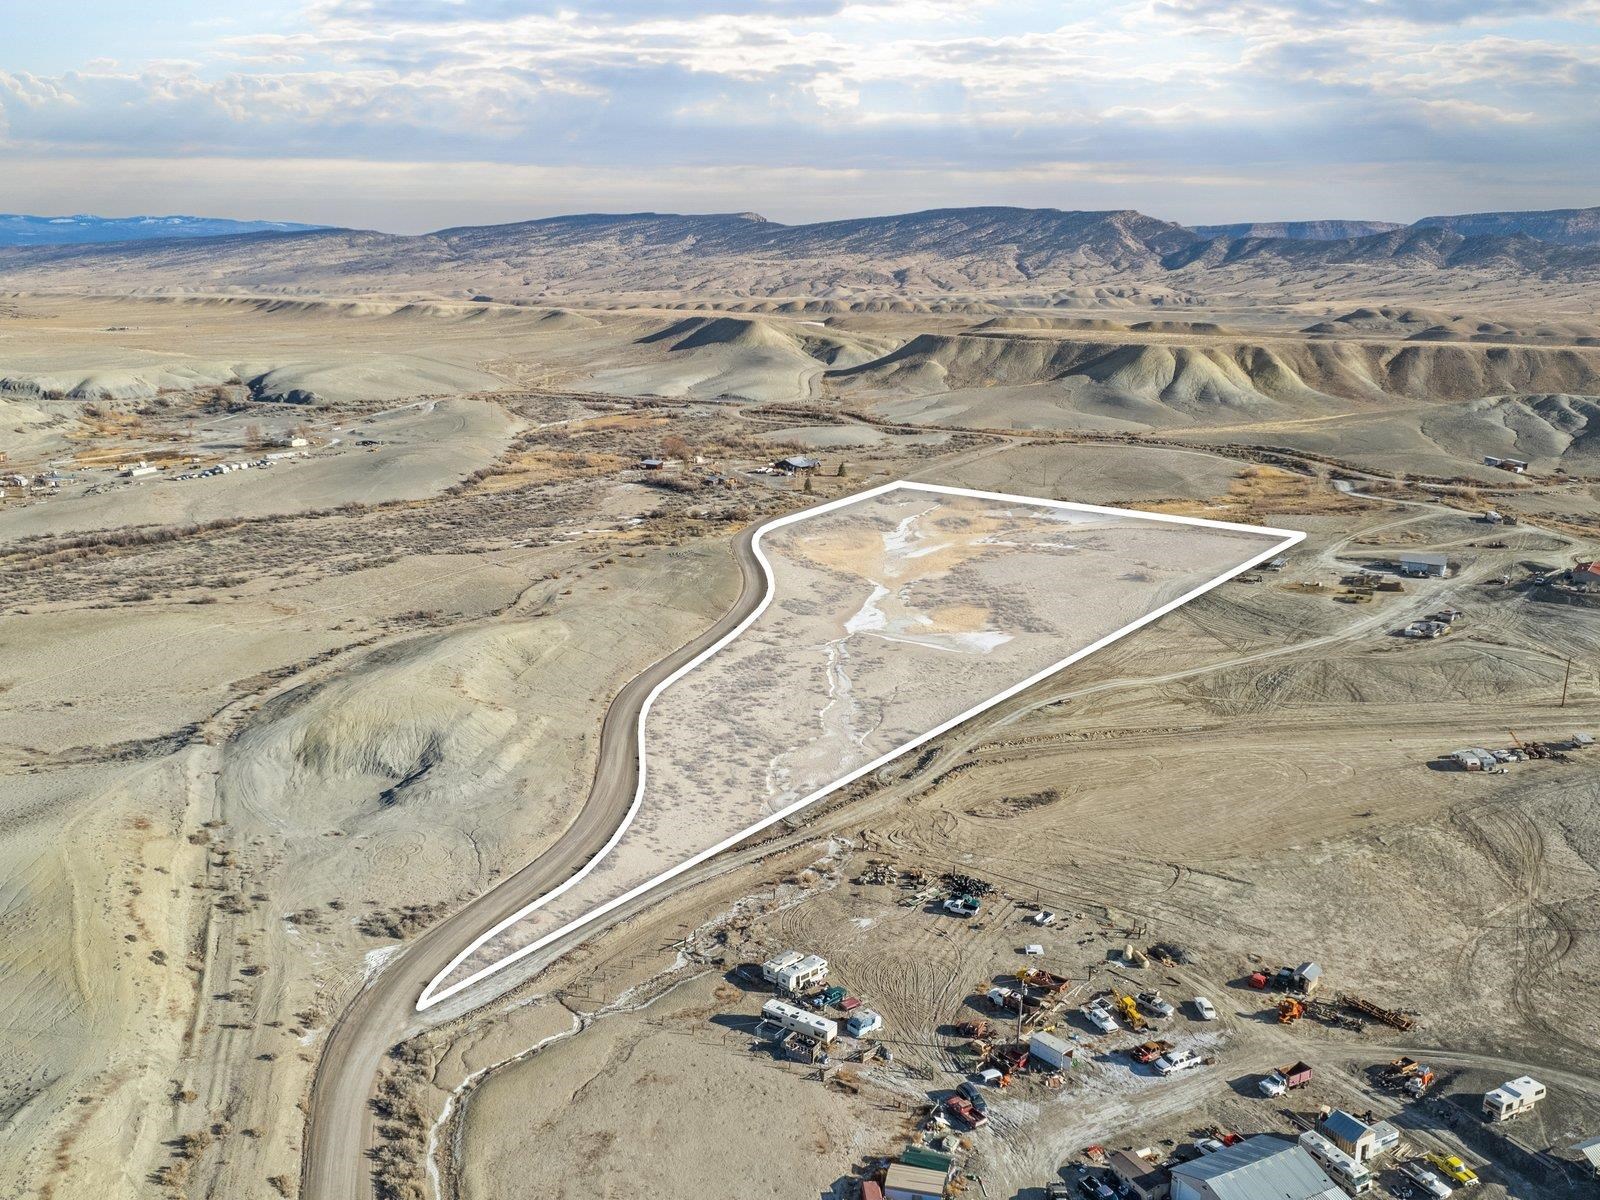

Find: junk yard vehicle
[1083,1003,1119,1033]
[1384,1057,1435,1097]
[1425,1154,1479,1187]
[1115,995,1149,1031]
[1484,1076,1545,1122]
[944,1094,987,1129]
[1402,1161,1453,1199]
[1137,991,1176,1018]
[1259,1061,1313,1096]
[1130,1040,1175,1064]
[944,895,981,917]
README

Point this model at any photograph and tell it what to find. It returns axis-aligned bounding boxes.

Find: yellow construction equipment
[1117,995,1148,1031]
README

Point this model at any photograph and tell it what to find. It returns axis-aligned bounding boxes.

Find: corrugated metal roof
[1171,1136,1342,1200]
[884,1162,948,1197]
[1322,1111,1370,1145]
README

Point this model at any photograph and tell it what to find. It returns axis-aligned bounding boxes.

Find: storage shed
[1028,1031,1073,1070]
[847,1009,883,1037]
[1321,1111,1377,1163]
[1110,1150,1171,1200]
[1398,553,1451,578]
[884,1162,948,1200]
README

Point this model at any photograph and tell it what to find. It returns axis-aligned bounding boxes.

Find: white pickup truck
[1155,1049,1204,1076]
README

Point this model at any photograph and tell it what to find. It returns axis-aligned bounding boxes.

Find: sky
[0,0,1596,232]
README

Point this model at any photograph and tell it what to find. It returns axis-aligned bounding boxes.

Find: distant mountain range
[0,205,1595,299]
[0,213,327,247]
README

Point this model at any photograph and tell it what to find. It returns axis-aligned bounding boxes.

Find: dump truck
[1259,1062,1313,1096]
[987,986,1023,1013]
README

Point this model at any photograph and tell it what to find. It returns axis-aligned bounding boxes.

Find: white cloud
[0,0,1595,223]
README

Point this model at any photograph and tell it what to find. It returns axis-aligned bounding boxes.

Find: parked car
[1078,1174,1116,1200]
[1196,1138,1225,1155]
[1137,991,1176,1018]
[1033,910,1057,926]
[1424,1155,1479,1187]
[1191,996,1218,1020]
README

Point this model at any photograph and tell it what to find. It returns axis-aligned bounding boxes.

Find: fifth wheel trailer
[761,999,837,1043]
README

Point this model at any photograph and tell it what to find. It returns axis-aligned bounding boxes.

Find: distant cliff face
[1411,207,1600,246]
[1191,220,1405,241]
[0,205,1596,300]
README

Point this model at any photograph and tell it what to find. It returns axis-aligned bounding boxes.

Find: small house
[1292,962,1323,995]
[1170,1136,1345,1200]
[1368,1122,1400,1158]
[846,1009,883,1037]
[1572,562,1600,587]
[1398,553,1450,578]
[773,455,821,474]
[1321,1111,1377,1163]
[1483,455,1528,473]
[637,456,667,470]
[1110,1150,1171,1200]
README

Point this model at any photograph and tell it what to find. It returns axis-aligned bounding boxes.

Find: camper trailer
[1484,1077,1545,1122]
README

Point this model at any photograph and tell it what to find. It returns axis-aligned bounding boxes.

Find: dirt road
[298,521,769,1200]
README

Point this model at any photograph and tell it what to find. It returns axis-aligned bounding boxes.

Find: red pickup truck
[945,1095,988,1128]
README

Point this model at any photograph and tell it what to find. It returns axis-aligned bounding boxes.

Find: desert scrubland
[1,207,1599,1200]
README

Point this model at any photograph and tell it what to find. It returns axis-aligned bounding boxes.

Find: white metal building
[1170,1136,1346,1200]
[846,1009,883,1037]
[1398,553,1451,578]
[1028,1031,1073,1070]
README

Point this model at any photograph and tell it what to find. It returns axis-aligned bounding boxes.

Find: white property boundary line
[416,481,1304,1010]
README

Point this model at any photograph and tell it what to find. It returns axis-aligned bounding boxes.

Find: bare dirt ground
[1,292,1597,1200]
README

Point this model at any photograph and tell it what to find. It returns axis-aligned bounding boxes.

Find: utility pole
[1561,656,1572,708]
